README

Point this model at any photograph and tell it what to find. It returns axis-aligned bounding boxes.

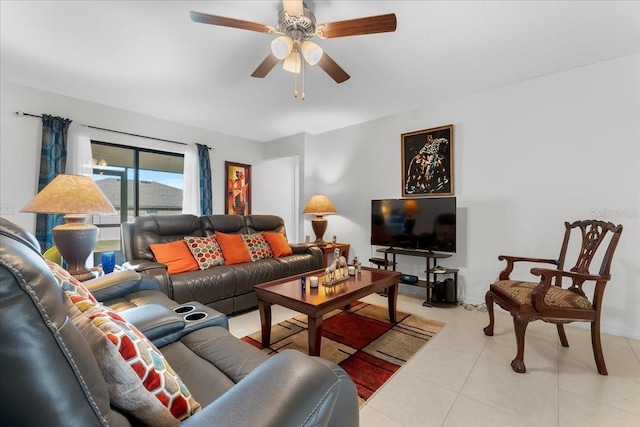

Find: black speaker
[444,278,456,303]
[434,281,444,302]
[400,274,419,284]
[433,279,456,303]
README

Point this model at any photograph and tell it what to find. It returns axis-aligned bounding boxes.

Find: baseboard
[463,296,640,340]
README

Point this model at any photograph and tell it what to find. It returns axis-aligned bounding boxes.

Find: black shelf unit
[374,247,458,307]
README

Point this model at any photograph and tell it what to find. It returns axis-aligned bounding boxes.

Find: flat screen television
[371,197,456,253]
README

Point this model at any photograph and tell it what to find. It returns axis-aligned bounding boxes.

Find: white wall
[304,54,640,338]
[260,132,308,241]
[0,82,263,231]
[253,155,299,239]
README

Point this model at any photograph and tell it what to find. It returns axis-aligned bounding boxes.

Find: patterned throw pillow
[184,236,225,270]
[66,299,201,426]
[47,260,99,308]
[242,233,273,262]
[50,263,201,425]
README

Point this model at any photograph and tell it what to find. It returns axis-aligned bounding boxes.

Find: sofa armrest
[154,302,229,348]
[83,269,163,302]
[118,304,186,342]
[180,349,358,427]
[290,244,323,268]
[122,259,167,272]
[122,259,173,298]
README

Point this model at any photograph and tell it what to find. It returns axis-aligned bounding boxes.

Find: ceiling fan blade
[251,53,280,78]
[190,11,274,34]
[317,53,350,84]
[316,13,397,39]
[282,0,303,16]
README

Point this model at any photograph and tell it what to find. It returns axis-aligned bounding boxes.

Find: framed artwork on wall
[401,124,454,197]
[225,161,251,215]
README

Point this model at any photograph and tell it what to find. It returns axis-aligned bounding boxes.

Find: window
[90,141,184,266]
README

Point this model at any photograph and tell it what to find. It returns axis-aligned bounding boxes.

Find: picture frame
[225,161,251,215]
[401,124,454,197]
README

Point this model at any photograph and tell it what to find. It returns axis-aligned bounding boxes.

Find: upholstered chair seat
[491,280,593,310]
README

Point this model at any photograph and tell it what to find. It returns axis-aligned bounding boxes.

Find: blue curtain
[35,115,71,251]
[196,143,212,215]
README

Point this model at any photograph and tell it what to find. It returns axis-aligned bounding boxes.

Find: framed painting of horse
[401,124,454,197]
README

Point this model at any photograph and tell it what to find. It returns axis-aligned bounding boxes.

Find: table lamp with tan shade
[21,174,117,281]
[302,194,337,245]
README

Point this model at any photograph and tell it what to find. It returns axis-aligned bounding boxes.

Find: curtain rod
[15,111,211,149]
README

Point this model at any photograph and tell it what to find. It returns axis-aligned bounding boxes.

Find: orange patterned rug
[242,301,445,405]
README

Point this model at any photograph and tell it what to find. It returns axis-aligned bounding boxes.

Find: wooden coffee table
[255,267,401,357]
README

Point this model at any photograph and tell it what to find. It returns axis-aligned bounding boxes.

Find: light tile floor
[228,291,640,427]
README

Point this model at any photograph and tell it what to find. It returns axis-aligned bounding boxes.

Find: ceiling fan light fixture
[301,41,323,65]
[283,50,301,74]
[271,36,293,60]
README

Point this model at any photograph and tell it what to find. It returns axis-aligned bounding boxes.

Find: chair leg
[557,324,569,347]
[591,319,608,375]
[511,314,528,373]
[483,291,495,336]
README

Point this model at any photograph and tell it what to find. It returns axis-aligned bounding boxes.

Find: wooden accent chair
[483,220,623,375]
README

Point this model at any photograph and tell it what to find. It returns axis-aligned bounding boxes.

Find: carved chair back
[557,220,623,293]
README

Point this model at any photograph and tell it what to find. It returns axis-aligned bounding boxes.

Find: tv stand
[375,247,457,307]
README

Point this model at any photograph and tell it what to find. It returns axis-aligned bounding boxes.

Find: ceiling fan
[190,0,397,86]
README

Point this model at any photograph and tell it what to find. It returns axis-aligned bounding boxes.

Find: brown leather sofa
[0,217,359,426]
[121,214,322,315]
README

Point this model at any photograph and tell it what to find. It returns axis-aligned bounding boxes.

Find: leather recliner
[0,218,359,427]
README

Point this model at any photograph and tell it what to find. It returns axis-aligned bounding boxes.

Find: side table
[319,243,350,268]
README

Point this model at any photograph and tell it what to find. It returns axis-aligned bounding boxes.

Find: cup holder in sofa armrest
[153,302,229,348]
[184,311,208,322]
[119,304,186,342]
[177,302,227,330]
[173,305,196,314]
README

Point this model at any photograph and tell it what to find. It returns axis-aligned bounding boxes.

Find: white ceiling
[2,1,639,142]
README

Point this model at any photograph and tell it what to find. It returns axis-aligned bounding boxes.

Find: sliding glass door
[90,141,184,266]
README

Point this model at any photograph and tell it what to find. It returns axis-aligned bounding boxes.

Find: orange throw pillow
[263,232,293,258]
[215,232,251,265]
[149,240,199,274]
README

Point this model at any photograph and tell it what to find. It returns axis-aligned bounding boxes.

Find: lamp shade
[303,195,337,215]
[303,195,336,245]
[21,174,117,215]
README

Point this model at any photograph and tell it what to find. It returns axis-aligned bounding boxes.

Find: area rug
[242,301,445,405]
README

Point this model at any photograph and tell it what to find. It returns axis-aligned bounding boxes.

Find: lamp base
[53,214,97,282]
[311,216,328,245]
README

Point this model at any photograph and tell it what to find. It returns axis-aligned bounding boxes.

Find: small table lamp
[302,194,337,245]
[21,174,117,281]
